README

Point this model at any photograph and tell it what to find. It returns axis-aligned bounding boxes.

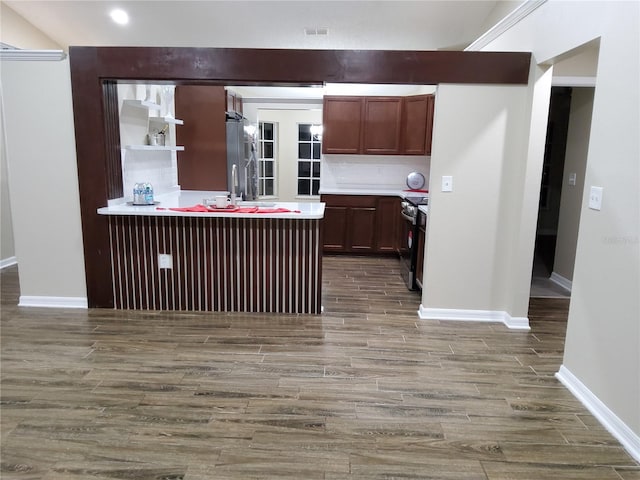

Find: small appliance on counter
[132,182,155,205]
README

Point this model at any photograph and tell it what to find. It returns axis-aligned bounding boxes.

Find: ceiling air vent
[305,27,328,36]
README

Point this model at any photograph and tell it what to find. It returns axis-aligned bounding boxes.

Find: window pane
[265,179,274,196]
[312,179,320,196]
[298,161,311,177]
[262,122,273,140]
[312,143,321,159]
[298,143,311,159]
[263,142,273,159]
[298,179,310,195]
[265,161,273,177]
[298,124,311,141]
[312,161,320,177]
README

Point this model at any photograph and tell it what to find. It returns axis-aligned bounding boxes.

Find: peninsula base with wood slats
[105,215,323,314]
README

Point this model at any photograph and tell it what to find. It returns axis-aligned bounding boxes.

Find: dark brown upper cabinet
[362,97,403,154]
[226,89,243,115]
[322,96,364,154]
[322,94,435,155]
[402,94,435,156]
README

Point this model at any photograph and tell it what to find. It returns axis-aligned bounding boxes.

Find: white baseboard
[550,272,572,292]
[418,306,530,331]
[0,256,17,269]
[556,365,640,463]
[19,295,88,309]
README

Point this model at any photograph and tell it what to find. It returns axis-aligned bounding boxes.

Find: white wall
[0,2,62,269]
[421,81,534,316]
[1,58,87,304]
[553,87,594,282]
[0,100,16,266]
[0,3,61,49]
[480,0,639,448]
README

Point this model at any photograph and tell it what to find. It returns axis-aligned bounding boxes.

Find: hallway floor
[1,258,637,479]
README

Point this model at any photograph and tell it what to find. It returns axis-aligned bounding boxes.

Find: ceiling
[4,0,520,51]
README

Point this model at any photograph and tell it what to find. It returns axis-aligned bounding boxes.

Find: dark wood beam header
[74,47,531,85]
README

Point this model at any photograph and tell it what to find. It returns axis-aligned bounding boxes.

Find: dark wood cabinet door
[424,94,435,156]
[175,85,227,191]
[402,94,432,155]
[322,206,349,251]
[349,207,377,252]
[322,96,364,154]
[362,97,403,155]
[375,197,400,252]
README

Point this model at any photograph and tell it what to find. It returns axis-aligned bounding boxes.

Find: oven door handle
[401,211,416,225]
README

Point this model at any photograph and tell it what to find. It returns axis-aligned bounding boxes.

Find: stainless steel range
[399,195,428,290]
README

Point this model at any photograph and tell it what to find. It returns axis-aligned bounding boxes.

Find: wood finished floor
[1,256,638,479]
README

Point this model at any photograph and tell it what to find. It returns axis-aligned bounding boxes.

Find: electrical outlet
[588,186,603,210]
[568,173,577,186]
[158,254,173,269]
[442,176,453,192]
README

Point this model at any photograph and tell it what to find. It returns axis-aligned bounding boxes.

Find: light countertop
[318,187,429,198]
[98,190,325,219]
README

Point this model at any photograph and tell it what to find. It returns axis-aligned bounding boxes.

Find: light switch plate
[588,186,603,210]
[442,176,453,192]
[158,254,173,269]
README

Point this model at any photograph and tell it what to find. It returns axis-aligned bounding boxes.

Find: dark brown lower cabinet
[321,194,401,254]
[323,206,349,251]
[375,196,401,252]
[350,207,377,252]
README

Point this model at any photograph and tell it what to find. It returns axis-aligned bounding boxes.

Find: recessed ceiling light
[110,9,129,25]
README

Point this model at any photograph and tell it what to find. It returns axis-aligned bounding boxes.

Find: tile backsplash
[320,154,431,191]
[121,150,178,201]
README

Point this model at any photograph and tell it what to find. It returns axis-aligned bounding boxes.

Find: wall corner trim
[417,306,530,331]
[0,49,67,61]
[550,272,573,292]
[0,256,17,269]
[18,296,88,309]
[465,0,548,52]
[556,365,640,463]
[551,76,597,87]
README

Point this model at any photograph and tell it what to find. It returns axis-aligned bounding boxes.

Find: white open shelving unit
[122,99,184,151]
[124,145,185,151]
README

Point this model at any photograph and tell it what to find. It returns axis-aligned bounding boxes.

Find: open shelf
[149,116,184,125]
[125,145,185,151]
[123,99,162,110]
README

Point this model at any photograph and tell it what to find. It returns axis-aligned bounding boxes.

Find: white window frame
[296,123,322,197]
[258,121,277,198]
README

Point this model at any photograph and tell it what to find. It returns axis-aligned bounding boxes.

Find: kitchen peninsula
[98,191,325,314]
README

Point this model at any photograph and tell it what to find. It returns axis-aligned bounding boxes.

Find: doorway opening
[530,84,596,298]
[531,86,573,298]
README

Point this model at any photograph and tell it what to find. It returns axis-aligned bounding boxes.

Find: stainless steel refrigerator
[226,113,258,201]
